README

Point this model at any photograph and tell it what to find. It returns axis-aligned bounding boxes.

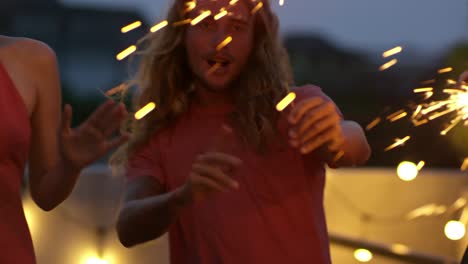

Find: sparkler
[368,78,468,170]
[279,0,285,6]
[116,45,137,61]
[135,102,156,120]
[121,21,142,33]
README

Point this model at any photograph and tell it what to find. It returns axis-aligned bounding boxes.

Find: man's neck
[194,83,233,107]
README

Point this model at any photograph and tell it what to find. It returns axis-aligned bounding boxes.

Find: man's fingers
[103,103,129,137]
[300,128,336,154]
[192,163,239,189]
[291,102,337,139]
[86,100,117,130]
[296,115,339,146]
[61,104,73,133]
[196,152,243,168]
[191,173,228,193]
[458,71,468,85]
[288,97,323,125]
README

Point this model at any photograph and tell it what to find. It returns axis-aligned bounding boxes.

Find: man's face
[185,0,255,91]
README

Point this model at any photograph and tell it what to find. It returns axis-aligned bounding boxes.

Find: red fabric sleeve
[127,135,166,188]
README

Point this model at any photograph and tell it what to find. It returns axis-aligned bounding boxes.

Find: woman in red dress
[0,36,128,263]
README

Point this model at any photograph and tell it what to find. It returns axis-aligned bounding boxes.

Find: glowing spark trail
[135,103,156,120]
[276,92,296,111]
[121,21,142,33]
[382,46,403,58]
[216,36,233,51]
[191,10,212,25]
[385,136,411,152]
[379,59,398,71]
[251,2,264,14]
[150,20,168,33]
[438,67,453,74]
[116,45,136,61]
[215,9,228,20]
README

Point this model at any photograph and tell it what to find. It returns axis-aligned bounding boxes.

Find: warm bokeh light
[276,92,296,111]
[84,257,109,264]
[135,102,156,120]
[397,161,418,181]
[354,248,373,262]
[444,220,466,240]
[391,243,410,255]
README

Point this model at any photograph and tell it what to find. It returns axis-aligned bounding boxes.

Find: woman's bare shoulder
[0,36,57,66]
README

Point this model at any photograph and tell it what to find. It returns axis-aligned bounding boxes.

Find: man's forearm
[116,187,187,247]
[327,121,371,168]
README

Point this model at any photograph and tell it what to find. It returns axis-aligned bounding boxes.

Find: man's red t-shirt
[128,86,338,264]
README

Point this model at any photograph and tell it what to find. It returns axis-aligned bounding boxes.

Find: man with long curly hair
[111,0,371,263]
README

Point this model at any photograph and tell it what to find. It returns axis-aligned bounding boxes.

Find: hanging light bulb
[354,248,373,262]
[397,161,418,181]
[444,220,466,240]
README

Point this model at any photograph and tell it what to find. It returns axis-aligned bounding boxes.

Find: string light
[354,248,373,262]
[397,161,419,181]
[444,220,466,240]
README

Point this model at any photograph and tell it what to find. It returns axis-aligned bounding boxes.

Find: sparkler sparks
[191,10,212,25]
[116,45,137,61]
[135,102,156,120]
[173,19,192,27]
[366,117,381,131]
[121,21,142,33]
[438,67,453,74]
[106,83,128,97]
[150,20,169,33]
[462,158,468,172]
[276,92,296,111]
[379,59,398,71]
[384,136,411,152]
[382,46,403,58]
[229,0,239,5]
[216,36,233,51]
[207,63,222,75]
[251,2,264,14]
[214,9,228,20]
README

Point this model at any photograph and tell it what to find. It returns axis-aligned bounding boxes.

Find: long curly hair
[110,0,293,172]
